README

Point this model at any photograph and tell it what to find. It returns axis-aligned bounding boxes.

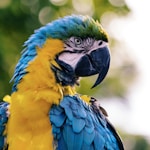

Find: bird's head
[12,15,110,92]
[50,15,110,88]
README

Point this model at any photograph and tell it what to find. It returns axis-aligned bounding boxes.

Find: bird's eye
[74,37,82,46]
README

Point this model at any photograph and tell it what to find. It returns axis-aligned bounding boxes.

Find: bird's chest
[6,94,54,150]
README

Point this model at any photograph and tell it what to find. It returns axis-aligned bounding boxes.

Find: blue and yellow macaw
[0,15,124,150]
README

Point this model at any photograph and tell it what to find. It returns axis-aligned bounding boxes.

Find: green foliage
[122,133,150,150]
[132,136,150,150]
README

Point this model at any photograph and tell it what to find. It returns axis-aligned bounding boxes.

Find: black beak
[75,46,110,88]
[52,46,110,87]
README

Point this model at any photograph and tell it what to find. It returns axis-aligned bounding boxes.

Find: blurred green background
[0,0,149,149]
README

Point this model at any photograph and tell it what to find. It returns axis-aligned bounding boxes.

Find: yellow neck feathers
[6,39,75,150]
[18,38,75,103]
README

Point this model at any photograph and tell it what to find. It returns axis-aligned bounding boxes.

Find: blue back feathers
[11,15,108,92]
[50,95,122,150]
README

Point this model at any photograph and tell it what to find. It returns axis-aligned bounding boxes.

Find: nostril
[98,41,103,46]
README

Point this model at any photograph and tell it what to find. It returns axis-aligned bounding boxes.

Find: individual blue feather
[83,129,95,145]
[93,131,105,150]
[72,117,85,133]
[50,108,66,127]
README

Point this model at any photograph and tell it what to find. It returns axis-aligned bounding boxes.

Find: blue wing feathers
[50,95,123,150]
[0,102,8,149]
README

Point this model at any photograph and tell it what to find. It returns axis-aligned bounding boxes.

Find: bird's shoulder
[50,95,124,150]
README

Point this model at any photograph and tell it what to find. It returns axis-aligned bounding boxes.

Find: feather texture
[0,102,8,149]
[50,95,123,150]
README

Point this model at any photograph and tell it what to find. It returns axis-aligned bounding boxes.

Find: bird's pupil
[76,39,80,43]
[75,38,81,45]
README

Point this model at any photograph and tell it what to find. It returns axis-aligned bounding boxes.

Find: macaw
[0,15,124,150]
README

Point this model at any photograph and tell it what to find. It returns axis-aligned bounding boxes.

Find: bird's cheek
[57,52,84,70]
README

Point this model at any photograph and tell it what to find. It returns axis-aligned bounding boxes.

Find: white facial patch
[58,52,84,69]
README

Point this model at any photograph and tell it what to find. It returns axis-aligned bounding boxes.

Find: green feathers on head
[64,15,108,42]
